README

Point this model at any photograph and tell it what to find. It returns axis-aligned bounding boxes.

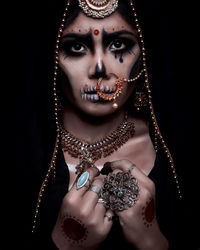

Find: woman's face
[59,11,141,116]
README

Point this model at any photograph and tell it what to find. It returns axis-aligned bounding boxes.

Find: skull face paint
[58,11,141,117]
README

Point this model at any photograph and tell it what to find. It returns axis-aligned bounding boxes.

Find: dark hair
[117,0,136,28]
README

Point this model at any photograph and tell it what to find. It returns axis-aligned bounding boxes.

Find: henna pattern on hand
[141,198,155,228]
[61,214,88,245]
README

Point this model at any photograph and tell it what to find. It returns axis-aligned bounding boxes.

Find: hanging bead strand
[32,0,71,233]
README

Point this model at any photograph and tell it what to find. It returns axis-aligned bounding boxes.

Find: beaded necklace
[60,113,135,175]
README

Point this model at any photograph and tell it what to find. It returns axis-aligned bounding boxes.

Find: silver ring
[89,185,101,196]
[104,214,113,221]
[100,170,140,211]
[97,198,105,204]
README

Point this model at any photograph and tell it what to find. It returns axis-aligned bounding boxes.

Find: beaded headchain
[32,0,182,233]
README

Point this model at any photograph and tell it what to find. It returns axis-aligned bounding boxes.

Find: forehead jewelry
[78,0,119,18]
[96,69,144,109]
[93,29,100,35]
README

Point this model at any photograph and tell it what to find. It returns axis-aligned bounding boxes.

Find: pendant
[75,158,95,175]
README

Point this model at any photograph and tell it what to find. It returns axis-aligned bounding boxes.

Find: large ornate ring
[76,171,91,190]
[100,170,140,211]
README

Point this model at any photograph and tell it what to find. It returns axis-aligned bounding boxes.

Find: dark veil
[11,0,198,249]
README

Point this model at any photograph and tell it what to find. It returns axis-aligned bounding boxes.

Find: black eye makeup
[60,31,93,58]
[60,40,88,57]
[109,37,136,55]
[59,30,138,59]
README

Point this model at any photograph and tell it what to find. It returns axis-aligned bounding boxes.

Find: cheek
[108,55,139,79]
[59,58,88,96]
[107,49,141,78]
[59,58,86,80]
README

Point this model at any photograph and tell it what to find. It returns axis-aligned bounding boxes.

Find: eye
[71,42,86,52]
[110,39,126,51]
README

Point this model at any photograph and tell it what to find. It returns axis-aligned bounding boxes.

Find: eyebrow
[102,29,137,40]
[61,29,136,41]
[61,30,93,42]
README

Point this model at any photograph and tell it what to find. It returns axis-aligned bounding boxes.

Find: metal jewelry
[60,112,135,175]
[77,171,91,190]
[133,91,148,112]
[97,197,105,204]
[96,70,144,109]
[100,169,140,211]
[104,214,113,221]
[89,185,102,196]
[96,73,123,109]
[78,0,119,18]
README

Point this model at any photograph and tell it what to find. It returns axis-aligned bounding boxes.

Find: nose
[89,59,107,79]
[93,62,106,78]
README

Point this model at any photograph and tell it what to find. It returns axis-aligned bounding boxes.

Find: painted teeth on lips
[81,93,100,101]
[81,86,116,94]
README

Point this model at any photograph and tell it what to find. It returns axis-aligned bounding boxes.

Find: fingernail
[100,162,112,175]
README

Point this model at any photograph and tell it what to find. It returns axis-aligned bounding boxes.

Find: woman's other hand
[104,160,169,250]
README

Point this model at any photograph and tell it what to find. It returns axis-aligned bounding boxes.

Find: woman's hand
[104,160,169,250]
[52,167,114,250]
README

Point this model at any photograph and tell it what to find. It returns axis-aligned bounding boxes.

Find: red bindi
[94,29,100,35]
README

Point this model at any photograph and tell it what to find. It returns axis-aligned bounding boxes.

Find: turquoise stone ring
[77,171,90,190]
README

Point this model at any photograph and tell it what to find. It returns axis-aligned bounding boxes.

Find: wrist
[134,229,169,250]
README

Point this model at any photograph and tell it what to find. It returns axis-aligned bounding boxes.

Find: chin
[78,101,119,117]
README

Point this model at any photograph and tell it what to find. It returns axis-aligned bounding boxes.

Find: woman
[30,0,186,249]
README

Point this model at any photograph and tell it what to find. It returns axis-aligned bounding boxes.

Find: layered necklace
[59,113,135,175]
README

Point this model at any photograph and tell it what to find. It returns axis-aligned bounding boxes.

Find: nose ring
[96,73,123,109]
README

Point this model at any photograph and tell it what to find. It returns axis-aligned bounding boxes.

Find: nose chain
[59,112,135,175]
[96,69,144,109]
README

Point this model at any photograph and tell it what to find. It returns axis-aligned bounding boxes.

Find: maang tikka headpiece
[78,0,119,18]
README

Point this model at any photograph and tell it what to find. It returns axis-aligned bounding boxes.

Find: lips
[80,85,116,102]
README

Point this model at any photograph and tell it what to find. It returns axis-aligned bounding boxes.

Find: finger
[103,209,115,226]
[82,176,104,209]
[94,201,107,223]
[70,167,100,196]
[109,159,147,180]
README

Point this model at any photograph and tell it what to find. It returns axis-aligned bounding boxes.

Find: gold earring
[133,91,148,112]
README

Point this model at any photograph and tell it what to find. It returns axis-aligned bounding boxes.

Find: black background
[6,0,199,249]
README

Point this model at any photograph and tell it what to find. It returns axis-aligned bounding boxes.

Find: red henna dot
[62,218,86,241]
[94,29,99,35]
